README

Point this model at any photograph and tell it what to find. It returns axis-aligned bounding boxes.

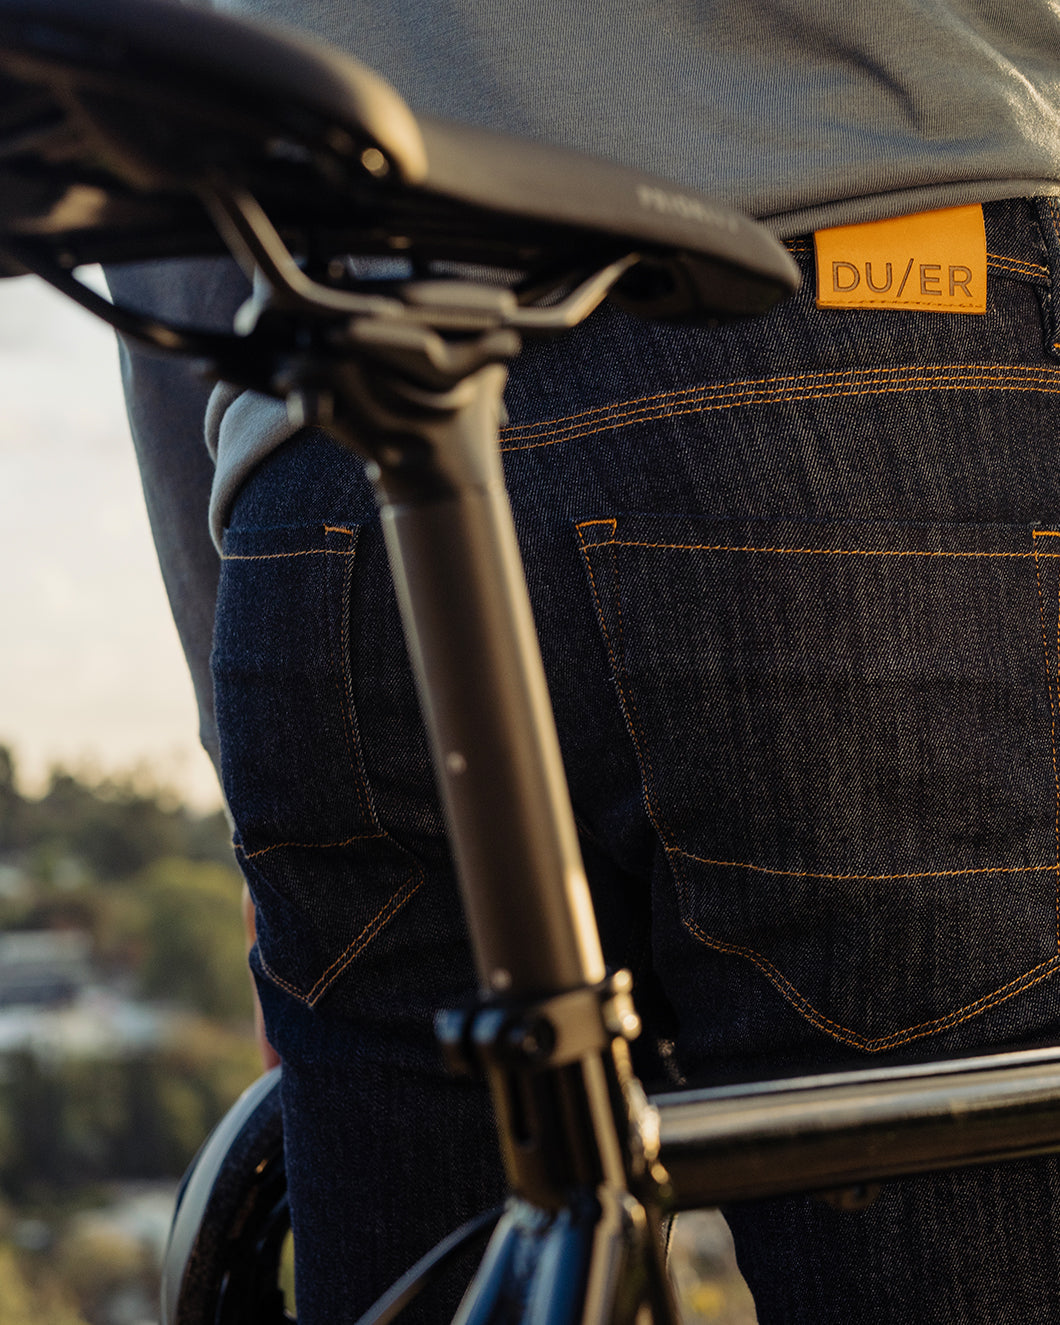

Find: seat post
[316,313,606,1000]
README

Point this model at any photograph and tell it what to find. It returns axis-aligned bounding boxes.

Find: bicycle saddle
[0,0,798,327]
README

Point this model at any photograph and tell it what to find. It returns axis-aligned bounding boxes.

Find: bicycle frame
[4,2,1060,1321]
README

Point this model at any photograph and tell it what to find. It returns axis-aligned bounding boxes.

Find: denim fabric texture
[213,199,1060,1323]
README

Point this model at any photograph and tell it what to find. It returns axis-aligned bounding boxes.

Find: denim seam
[255,870,423,1007]
[330,525,427,1001]
[505,363,1060,434]
[332,525,373,825]
[225,523,426,1005]
[575,518,1060,1052]
[220,549,357,561]
[1032,529,1060,947]
[502,366,1060,451]
[671,852,1058,883]
[578,541,1060,561]
[988,252,1049,279]
[237,832,385,861]
[575,519,673,838]
[506,366,1025,437]
[685,919,1060,1054]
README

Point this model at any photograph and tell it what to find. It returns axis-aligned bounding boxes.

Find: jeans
[213,198,1060,1323]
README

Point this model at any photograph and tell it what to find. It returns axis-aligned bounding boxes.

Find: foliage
[0,744,249,1019]
[0,743,232,879]
[0,1025,261,1198]
[0,744,261,1196]
[52,1227,148,1324]
[0,746,264,1325]
[134,858,252,1019]
[0,1242,88,1325]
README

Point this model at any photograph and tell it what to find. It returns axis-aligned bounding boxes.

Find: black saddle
[0,0,798,329]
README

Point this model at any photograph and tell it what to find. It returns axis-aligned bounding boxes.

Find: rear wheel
[161,1067,293,1324]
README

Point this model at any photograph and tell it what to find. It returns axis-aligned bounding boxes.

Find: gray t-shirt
[215,0,1060,231]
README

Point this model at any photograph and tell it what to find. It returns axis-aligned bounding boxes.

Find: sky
[0,271,222,810]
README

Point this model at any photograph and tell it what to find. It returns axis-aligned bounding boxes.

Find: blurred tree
[41,772,185,881]
[0,745,21,849]
[9,758,232,885]
[135,857,249,1019]
[2,1051,67,1195]
[0,1026,260,1195]
[53,1226,149,1325]
[0,1243,87,1325]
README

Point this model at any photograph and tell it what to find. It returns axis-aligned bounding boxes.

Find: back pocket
[576,515,1060,1051]
[213,520,426,1010]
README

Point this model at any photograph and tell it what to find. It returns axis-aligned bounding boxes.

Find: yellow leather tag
[814,205,986,313]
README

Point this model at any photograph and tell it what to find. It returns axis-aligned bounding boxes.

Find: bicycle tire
[161,1067,292,1325]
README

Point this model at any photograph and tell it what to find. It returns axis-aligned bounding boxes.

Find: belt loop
[1033,199,1060,362]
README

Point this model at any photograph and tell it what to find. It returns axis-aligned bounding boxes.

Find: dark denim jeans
[213,199,1060,1324]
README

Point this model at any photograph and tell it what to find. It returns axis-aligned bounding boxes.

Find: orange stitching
[507,370,848,433]
[685,917,1060,1052]
[987,252,1049,277]
[575,522,670,835]
[304,874,421,1004]
[328,534,430,968]
[672,851,1058,883]
[221,549,357,561]
[500,364,1060,446]
[252,866,424,1006]
[501,381,1060,452]
[1032,535,1060,950]
[502,366,936,438]
[576,538,1058,560]
[504,372,1060,439]
[509,362,1060,430]
[330,537,430,964]
[254,954,306,1003]
[222,525,357,561]
[608,521,626,668]
[1053,544,1060,949]
[238,523,429,1003]
[334,538,374,823]
[688,918,1060,1048]
[610,534,673,842]
[238,832,384,861]
[583,515,1060,1047]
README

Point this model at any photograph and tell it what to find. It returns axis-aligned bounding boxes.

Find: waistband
[778,198,1060,360]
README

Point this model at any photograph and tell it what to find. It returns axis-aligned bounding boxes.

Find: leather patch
[815,205,986,313]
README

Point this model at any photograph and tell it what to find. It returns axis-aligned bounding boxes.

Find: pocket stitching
[1032,528,1060,949]
[331,526,374,825]
[223,523,426,1005]
[576,518,1060,1050]
[576,519,677,844]
[255,869,422,1006]
[504,366,1060,453]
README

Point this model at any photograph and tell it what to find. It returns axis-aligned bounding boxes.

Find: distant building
[0,930,180,1062]
[0,929,93,1006]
